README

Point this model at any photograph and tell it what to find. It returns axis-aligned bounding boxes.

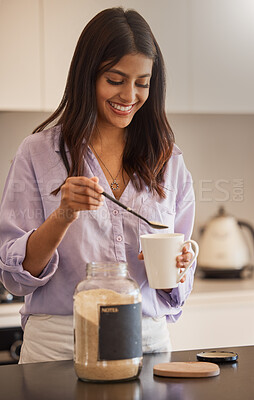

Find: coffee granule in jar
[74,288,142,381]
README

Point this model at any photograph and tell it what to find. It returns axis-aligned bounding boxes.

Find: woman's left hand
[176,245,193,283]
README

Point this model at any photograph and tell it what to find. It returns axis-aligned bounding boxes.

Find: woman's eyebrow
[107,69,151,78]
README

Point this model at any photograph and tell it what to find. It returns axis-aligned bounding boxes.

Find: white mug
[140,233,199,289]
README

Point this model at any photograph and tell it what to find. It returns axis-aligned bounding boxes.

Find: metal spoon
[102,191,168,230]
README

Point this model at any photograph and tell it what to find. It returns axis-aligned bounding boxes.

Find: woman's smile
[108,100,135,114]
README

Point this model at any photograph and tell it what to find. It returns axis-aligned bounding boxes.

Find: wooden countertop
[0,346,253,400]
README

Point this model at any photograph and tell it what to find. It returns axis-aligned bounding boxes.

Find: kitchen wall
[1,111,253,239]
[0,111,51,198]
[169,113,254,238]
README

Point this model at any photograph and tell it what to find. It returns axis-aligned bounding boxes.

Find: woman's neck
[91,125,126,153]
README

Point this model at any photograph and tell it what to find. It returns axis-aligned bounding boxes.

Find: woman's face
[95,53,153,131]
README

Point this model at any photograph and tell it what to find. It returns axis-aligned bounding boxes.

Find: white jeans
[19,314,171,364]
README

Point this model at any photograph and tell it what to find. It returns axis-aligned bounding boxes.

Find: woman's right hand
[23,175,103,276]
[58,176,104,222]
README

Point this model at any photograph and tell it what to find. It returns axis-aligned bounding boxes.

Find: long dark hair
[33,7,174,197]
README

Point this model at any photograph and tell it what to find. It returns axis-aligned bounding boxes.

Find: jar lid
[196,351,238,363]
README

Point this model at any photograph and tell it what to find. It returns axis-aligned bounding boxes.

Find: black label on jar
[98,302,142,361]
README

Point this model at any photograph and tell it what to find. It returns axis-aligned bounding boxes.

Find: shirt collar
[172,143,182,156]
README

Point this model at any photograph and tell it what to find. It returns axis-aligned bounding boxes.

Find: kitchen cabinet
[0,303,23,329]
[42,0,190,111]
[42,0,254,113]
[0,303,24,364]
[189,0,254,113]
[1,0,254,112]
[42,0,99,110]
[169,276,254,351]
[0,0,42,110]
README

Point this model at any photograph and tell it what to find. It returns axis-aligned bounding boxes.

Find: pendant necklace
[90,144,122,191]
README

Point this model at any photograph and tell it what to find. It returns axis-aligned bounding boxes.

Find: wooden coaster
[153,362,220,378]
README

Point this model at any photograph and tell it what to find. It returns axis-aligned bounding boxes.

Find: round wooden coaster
[153,362,220,378]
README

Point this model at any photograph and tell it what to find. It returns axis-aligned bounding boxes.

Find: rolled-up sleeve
[0,139,59,296]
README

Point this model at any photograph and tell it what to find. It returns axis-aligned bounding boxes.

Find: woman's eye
[106,78,123,86]
[106,77,150,88]
[136,83,150,88]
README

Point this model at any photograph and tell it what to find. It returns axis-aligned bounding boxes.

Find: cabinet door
[169,291,254,351]
[0,0,41,110]
[42,0,191,112]
[43,0,254,113]
[190,0,254,113]
[8,0,251,112]
[43,0,100,111]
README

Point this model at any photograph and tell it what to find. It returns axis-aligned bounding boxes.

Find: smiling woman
[0,7,196,364]
[95,54,153,133]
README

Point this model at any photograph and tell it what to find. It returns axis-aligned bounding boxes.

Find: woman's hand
[58,176,104,222]
[23,176,104,277]
[176,245,193,283]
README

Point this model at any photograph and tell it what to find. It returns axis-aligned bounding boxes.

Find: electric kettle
[198,207,254,278]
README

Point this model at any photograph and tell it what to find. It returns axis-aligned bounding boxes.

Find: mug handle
[176,240,199,283]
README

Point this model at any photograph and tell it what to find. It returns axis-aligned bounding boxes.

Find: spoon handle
[102,191,150,224]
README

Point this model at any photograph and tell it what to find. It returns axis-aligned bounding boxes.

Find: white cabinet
[42,0,193,112]
[169,282,254,351]
[42,0,100,111]
[0,303,22,328]
[189,0,254,113]
[0,0,41,110]
[28,0,254,113]
[1,1,254,112]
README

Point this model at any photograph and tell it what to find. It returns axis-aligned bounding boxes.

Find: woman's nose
[119,83,137,104]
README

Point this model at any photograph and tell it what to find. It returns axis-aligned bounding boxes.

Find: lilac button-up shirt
[0,126,196,330]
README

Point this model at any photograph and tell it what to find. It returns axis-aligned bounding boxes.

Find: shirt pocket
[138,192,176,250]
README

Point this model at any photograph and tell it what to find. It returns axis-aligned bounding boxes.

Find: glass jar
[73,262,142,382]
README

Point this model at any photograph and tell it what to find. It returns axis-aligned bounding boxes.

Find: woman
[0,7,195,363]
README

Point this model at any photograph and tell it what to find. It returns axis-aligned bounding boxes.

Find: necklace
[90,144,122,191]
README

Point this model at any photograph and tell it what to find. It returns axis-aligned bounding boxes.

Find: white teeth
[109,101,132,112]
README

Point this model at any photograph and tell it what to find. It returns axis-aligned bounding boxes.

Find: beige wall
[0,111,51,198]
[1,111,254,240]
[169,113,254,239]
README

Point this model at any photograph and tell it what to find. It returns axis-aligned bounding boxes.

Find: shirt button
[116,235,123,242]
[112,210,119,216]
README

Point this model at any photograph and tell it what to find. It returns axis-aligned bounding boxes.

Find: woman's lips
[108,101,135,115]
